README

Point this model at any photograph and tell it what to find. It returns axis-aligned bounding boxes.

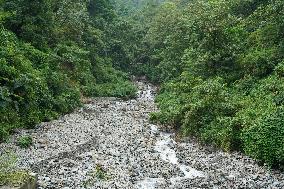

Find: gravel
[0,81,283,188]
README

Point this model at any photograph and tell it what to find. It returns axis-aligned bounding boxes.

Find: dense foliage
[0,0,137,142]
[117,0,284,168]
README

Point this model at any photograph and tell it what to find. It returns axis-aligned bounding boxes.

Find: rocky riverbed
[1,81,284,188]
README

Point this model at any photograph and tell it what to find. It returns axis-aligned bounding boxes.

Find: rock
[0,81,283,189]
[226,174,236,181]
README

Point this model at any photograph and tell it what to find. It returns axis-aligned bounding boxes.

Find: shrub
[17,136,33,149]
[95,164,108,180]
[152,72,203,126]
[93,80,137,99]
[242,108,284,167]
[91,62,137,99]
[150,92,185,126]
[181,78,237,136]
[275,60,284,77]
[201,117,242,151]
[0,152,30,186]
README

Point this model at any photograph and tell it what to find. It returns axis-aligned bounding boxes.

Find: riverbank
[0,81,283,188]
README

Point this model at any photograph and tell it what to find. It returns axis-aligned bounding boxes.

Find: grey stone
[0,81,283,189]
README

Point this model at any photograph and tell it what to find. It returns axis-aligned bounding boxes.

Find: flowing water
[135,82,205,188]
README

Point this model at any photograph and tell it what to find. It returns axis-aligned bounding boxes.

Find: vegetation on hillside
[0,0,137,142]
[1,0,283,169]
[112,0,284,168]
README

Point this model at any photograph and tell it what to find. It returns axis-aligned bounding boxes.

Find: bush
[181,78,237,135]
[91,62,137,99]
[242,108,284,167]
[0,92,21,142]
[93,80,137,99]
[0,29,82,141]
[201,117,241,151]
[17,136,33,149]
[151,72,203,126]
[0,152,30,186]
[275,60,284,77]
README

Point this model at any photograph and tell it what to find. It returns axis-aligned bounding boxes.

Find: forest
[0,0,137,141]
[1,0,284,171]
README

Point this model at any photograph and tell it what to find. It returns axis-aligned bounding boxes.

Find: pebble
[0,80,283,188]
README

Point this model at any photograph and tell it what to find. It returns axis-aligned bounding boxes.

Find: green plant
[94,164,108,180]
[0,152,30,186]
[82,164,109,188]
[17,136,33,149]
[242,107,284,168]
[93,80,137,99]
[201,117,242,151]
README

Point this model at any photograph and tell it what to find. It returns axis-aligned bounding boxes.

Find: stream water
[135,83,205,188]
